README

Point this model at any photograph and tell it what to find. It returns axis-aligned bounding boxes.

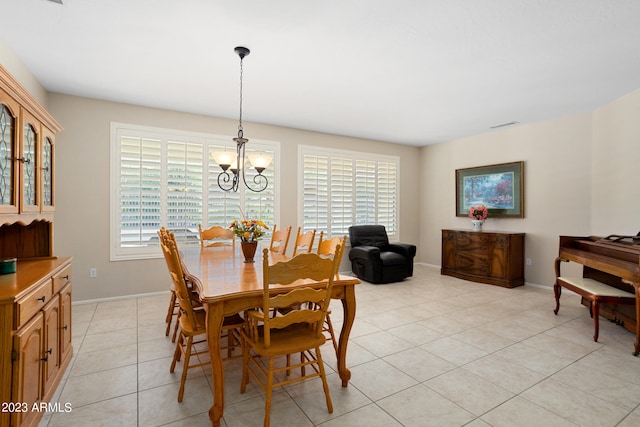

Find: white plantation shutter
[355,159,376,226]
[330,158,353,235]
[302,155,329,231]
[111,123,279,260]
[119,136,161,246]
[377,161,397,235]
[166,141,203,240]
[299,146,399,240]
[244,155,276,225]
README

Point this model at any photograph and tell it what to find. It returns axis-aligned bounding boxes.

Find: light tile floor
[39,264,640,426]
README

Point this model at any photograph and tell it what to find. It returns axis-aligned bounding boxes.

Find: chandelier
[211,46,272,192]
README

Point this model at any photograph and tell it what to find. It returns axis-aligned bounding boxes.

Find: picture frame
[456,161,524,218]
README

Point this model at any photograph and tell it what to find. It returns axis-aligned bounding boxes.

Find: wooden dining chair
[158,229,243,402]
[160,228,201,341]
[198,224,235,249]
[292,227,316,256]
[240,247,342,427]
[169,228,243,353]
[316,233,347,354]
[269,224,291,255]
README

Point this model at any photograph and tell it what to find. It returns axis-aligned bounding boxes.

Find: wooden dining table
[180,245,360,427]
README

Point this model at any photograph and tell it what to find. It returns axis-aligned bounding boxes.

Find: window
[110,123,279,260]
[299,145,399,240]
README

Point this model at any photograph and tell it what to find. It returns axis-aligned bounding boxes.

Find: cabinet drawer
[457,232,493,244]
[15,280,53,329]
[456,252,489,275]
[52,264,72,294]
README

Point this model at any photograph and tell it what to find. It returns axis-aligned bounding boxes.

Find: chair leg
[226,328,236,358]
[285,354,292,376]
[240,337,250,394]
[170,332,183,373]
[325,314,338,355]
[172,311,181,343]
[178,335,193,402]
[553,282,561,315]
[165,291,177,336]
[315,347,333,413]
[264,356,275,427]
[593,301,600,342]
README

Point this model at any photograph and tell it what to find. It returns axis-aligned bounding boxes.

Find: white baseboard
[73,290,170,305]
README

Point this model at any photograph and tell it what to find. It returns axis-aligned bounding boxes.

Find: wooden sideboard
[441,229,525,288]
[0,257,72,427]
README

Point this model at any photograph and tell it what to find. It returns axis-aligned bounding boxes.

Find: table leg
[205,302,225,426]
[337,285,356,387]
[634,284,640,356]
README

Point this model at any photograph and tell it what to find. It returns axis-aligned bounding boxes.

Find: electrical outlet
[525,258,532,266]
[90,268,97,278]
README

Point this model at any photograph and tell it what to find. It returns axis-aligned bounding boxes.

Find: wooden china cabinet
[0,65,72,427]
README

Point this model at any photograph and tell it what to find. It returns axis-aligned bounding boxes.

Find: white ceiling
[2,0,640,147]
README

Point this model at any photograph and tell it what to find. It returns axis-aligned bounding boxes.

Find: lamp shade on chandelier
[212,46,272,192]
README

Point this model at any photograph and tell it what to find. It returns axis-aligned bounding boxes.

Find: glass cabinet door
[21,112,39,213]
[42,132,54,211]
[0,99,18,213]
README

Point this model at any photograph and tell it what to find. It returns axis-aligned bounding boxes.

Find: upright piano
[556,234,640,355]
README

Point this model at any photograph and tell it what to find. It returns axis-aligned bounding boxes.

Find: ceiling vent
[490,121,519,129]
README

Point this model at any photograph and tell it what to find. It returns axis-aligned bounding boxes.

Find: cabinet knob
[40,349,52,361]
[63,275,70,280]
[37,296,46,303]
[62,325,68,330]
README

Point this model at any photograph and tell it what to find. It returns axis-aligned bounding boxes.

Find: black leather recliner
[348,225,416,284]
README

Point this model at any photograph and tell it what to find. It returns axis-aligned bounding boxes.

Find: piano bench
[553,276,636,342]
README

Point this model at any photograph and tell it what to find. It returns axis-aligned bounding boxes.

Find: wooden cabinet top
[0,257,71,303]
[442,229,525,236]
[0,65,62,133]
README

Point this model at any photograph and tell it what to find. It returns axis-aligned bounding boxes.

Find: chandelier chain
[238,56,244,137]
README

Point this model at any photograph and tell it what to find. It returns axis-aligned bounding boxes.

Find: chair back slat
[270,287,327,309]
[317,234,347,277]
[198,224,235,249]
[317,235,347,258]
[269,309,324,330]
[293,227,316,256]
[260,247,342,348]
[269,225,292,255]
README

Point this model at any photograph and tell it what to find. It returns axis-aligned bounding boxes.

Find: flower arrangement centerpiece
[468,204,488,221]
[468,204,488,231]
[230,217,268,262]
[229,219,268,242]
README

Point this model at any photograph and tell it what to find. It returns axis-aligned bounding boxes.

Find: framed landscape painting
[456,161,524,218]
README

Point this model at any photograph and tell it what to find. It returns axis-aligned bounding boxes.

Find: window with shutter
[299,145,399,240]
[111,123,279,260]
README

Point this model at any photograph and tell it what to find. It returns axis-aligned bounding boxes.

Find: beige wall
[591,89,640,235]
[421,88,640,287]
[0,40,48,105]
[47,94,421,301]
